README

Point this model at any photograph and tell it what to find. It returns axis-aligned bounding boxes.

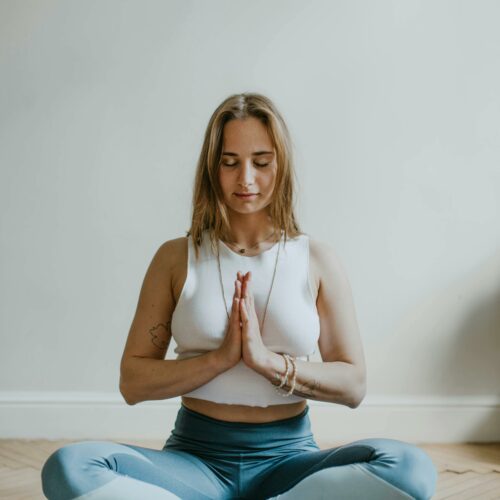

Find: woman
[41,93,437,499]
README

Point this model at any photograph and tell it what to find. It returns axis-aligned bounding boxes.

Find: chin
[228,202,264,212]
[230,206,261,214]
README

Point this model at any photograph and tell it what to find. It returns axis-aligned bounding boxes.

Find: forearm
[120,351,229,405]
[259,352,366,408]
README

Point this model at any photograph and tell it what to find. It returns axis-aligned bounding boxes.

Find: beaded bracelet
[284,355,297,396]
[274,353,298,397]
[275,353,290,388]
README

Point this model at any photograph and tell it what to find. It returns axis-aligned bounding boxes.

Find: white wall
[1,0,499,442]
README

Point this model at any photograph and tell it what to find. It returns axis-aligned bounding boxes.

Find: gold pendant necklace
[224,229,277,255]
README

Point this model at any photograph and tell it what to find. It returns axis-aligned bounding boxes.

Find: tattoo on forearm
[292,380,321,399]
[284,380,322,400]
[272,371,323,400]
[149,322,171,350]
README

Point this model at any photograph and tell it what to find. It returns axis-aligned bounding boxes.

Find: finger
[240,297,248,324]
[232,295,239,320]
[238,274,245,297]
[234,277,241,294]
[232,281,241,317]
[245,274,253,301]
[244,272,251,298]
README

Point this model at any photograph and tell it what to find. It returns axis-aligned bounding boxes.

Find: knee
[356,438,438,500]
[382,439,438,500]
[41,441,110,500]
[41,444,75,499]
[402,443,438,500]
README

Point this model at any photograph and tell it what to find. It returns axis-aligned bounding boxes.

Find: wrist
[268,353,298,398]
[210,349,234,372]
[261,351,287,383]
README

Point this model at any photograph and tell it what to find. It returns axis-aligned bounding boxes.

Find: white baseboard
[1,392,499,443]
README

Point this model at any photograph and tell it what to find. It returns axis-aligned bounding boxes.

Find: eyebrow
[222,150,274,156]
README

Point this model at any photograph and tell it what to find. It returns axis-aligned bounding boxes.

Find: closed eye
[222,162,270,167]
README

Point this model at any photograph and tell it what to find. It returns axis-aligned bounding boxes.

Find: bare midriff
[181,396,307,423]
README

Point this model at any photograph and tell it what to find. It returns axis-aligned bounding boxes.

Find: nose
[237,160,255,187]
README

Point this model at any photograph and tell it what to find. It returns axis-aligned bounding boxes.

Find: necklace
[216,230,282,334]
[223,229,277,254]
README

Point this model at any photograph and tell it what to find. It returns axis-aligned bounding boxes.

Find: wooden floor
[0,439,499,499]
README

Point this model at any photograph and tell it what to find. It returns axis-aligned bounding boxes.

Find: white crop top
[170,229,321,407]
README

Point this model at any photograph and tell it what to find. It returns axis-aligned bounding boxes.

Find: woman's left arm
[255,239,367,409]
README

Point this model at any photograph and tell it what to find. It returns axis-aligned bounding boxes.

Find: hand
[238,271,273,372]
[216,278,243,370]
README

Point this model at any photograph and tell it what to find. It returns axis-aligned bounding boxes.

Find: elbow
[119,383,134,406]
[121,386,138,406]
[349,375,367,409]
[349,388,365,409]
[119,358,142,405]
[119,376,138,406]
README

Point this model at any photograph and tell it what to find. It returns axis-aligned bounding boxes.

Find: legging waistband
[180,403,310,427]
[163,403,318,457]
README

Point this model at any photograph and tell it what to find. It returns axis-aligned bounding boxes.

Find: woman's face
[218,117,277,216]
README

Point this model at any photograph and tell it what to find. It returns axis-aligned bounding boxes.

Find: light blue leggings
[41,404,437,499]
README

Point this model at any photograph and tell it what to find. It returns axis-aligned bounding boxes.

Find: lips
[235,193,258,197]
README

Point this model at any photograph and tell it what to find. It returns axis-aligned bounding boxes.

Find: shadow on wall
[386,248,500,440]
[439,250,500,441]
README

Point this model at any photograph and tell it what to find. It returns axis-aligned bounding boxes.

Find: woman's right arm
[119,239,232,405]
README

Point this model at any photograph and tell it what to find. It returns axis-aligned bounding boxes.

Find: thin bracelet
[275,354,298,397]
[284,355,297,396]
[275,353,290,388]
[273,353,289,391]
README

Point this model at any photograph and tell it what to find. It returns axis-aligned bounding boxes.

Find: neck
[224,211,279,247]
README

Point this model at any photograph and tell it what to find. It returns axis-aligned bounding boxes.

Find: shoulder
[308,236,338,265]
[308,236,349,285]
[155,237,189,304]
[155,236,188,271]
[159,236,188,254]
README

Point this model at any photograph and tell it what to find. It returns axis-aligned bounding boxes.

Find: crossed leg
[40,440,229,500]
[41,438,437,499]
[250,438,437,500]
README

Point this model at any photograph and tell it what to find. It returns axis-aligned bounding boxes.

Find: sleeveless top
[170,229,321,407]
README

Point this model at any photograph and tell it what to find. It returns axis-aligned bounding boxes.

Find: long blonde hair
[186,92,304,260]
